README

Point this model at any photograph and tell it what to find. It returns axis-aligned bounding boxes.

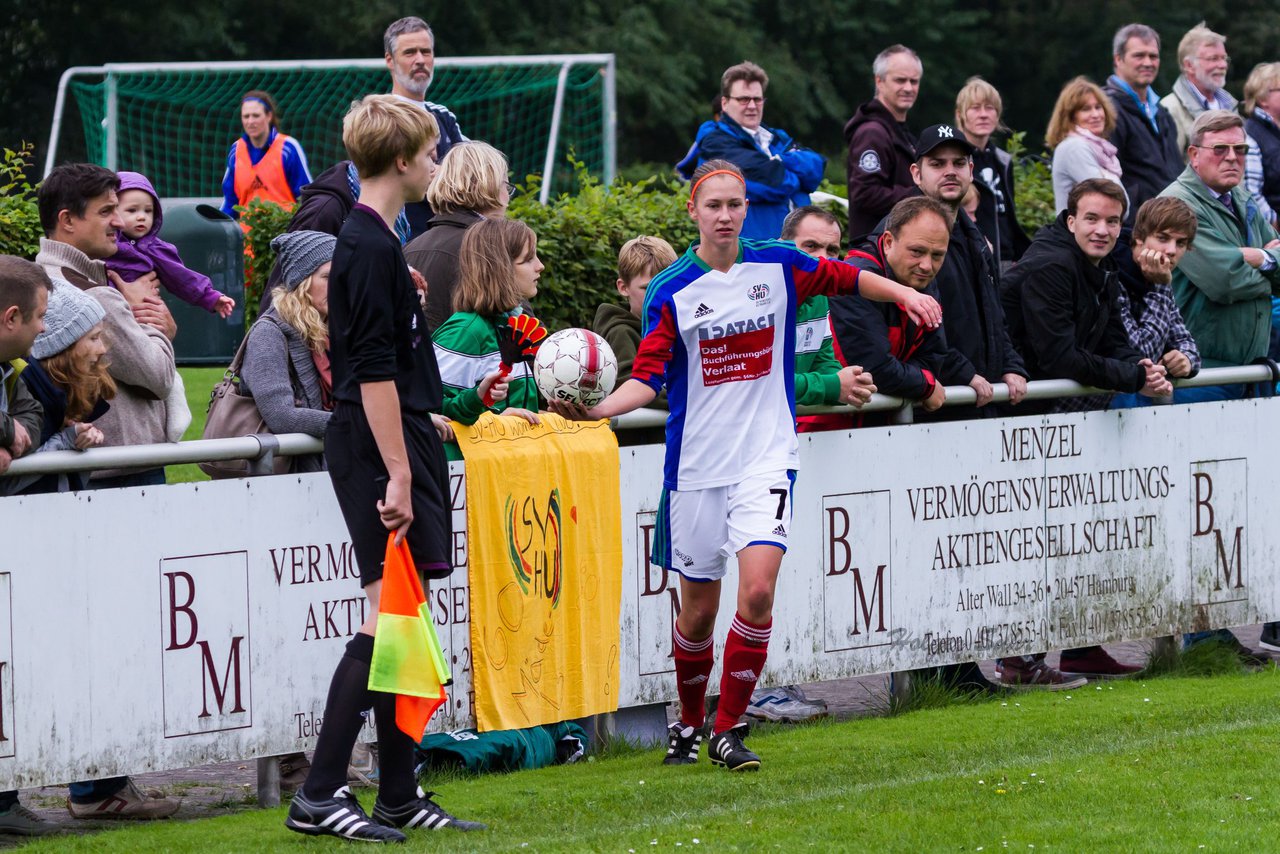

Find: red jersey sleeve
[793,254,861,301]
[631,302,677,391]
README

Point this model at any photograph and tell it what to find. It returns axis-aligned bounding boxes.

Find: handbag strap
[228,313,286,378]
[226,333,251,376]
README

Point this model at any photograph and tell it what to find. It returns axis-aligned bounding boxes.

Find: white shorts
[651,470,795,581]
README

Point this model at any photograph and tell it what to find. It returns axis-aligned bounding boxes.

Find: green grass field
[167,366,227,484]
[17,669,1279,852]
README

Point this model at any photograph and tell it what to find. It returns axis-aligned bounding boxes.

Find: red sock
[672,625,714,729]
[714,613,771,734]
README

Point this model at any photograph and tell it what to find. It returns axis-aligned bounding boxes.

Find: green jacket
[1,359,43,452]
[794,295,843,405]
[1161,167,1280,367]
[432,311,541,425]
[592,301,667,410]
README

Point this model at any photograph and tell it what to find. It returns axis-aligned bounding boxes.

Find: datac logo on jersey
[505,489,563,608]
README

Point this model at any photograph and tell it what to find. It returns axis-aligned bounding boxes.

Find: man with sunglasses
[695,61,826,240]
[1160,110,1280,405]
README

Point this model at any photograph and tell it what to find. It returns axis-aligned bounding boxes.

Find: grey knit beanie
[32,284,105,360]
[271,230,337,291]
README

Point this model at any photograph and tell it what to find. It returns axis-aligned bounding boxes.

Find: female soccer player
[554,159,942,771]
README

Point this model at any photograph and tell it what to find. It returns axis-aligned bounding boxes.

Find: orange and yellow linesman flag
[368,534,451,740]
[454,412,622,732]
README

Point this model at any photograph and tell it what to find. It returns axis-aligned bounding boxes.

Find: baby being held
[106,171,236,318]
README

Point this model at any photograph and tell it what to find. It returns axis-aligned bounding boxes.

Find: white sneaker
[744,685,828,723]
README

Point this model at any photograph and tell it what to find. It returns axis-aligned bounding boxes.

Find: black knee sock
[301,633,375,800]
[374,689,418,806]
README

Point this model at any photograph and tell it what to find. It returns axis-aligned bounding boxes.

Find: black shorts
[325,401,453,586]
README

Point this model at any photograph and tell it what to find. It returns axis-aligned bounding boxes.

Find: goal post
[45,54,617,204]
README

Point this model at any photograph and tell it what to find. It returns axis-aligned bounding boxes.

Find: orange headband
[690,169,746,200]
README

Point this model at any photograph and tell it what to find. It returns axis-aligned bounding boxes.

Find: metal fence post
[257,757,281,808]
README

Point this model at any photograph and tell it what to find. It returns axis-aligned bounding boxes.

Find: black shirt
[971,145,1018,263]
[328,205,442,414]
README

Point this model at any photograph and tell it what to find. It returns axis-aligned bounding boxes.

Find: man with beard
[1161,23,1236,158]
[902,124,1028,419]
[384,16,469,237]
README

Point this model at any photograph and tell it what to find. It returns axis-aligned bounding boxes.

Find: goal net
[46,55,616,203]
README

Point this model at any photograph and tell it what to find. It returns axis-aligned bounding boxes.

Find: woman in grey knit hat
[14,284,113,494]
[241,230,337,477]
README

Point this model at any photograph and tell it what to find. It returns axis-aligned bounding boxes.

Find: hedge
[2,144,1057,332]
[0,144,42,259]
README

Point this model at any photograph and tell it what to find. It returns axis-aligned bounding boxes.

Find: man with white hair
[1161,22,1237,158]
[384,16,468,236]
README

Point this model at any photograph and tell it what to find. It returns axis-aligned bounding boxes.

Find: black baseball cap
[914,124,976,161]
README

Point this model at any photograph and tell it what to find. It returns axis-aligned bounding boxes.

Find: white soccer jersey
[632,240,863,490]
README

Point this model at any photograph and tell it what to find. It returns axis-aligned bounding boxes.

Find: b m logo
[822,491,892,651]
[160,552,253,737]
[1190,459,1249,613]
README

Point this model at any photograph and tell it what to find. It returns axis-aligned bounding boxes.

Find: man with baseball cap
[908,124,1028,420]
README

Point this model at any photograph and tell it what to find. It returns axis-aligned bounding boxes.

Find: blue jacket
[695,116,825,240]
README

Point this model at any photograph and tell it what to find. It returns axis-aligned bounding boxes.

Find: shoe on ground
[1257,623,1280,653]
[373,787,486,831]
[348,741,380,787]
[662,721,702,765]
[278,752,310,793]
[995,658,1087,691]
[1057,646,1143,679]
[708,723,761,771]
[0,802,58,836]
[285,785,405,842]
[745,685,828,723]
[933,662,1003,695]
[67,779,179,821]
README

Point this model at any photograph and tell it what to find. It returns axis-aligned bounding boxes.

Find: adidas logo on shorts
[730,669,759,681]
[694,303,714,318]
[772,524,787,536]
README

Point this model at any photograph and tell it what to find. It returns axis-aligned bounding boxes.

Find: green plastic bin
[157,203,245,366]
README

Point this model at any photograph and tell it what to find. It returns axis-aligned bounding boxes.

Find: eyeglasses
[726,96,766,106]
[1197,53,1229,64]
[1195,143,1249,159]
[505,182,516,196]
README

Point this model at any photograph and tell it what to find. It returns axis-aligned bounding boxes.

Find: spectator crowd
[1,13,1279,838]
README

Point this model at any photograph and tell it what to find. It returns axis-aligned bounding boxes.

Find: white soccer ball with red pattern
[533,328,618,407]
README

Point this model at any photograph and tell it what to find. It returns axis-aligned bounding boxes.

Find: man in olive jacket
[1159,110,1280,402]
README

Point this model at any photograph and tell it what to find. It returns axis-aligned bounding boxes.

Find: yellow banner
[455,412,622,731]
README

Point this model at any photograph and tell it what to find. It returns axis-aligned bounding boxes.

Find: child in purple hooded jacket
[106,171,236,318]
[104,171,221,442]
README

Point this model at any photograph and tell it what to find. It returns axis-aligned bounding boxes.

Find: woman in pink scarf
[1048,76,1131,213]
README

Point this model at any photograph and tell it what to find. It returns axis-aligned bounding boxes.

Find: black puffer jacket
[259,160,354,313]
[1002,212,1146,399]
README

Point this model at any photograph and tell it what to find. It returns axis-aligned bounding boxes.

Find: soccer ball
[533,328,618,407]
